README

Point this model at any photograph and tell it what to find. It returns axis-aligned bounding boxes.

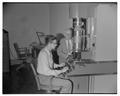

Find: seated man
[37,35,73,93]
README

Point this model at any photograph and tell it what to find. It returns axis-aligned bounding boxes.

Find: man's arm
[37,51,67,76]
[54,63,65,68]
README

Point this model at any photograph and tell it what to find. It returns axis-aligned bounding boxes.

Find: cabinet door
[93,74,117,93]
[69,76,89,93]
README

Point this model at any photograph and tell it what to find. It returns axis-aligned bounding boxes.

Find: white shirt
[37,47,62,76]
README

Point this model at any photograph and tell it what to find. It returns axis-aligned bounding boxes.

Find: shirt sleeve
[54,63,59,68]
[54,63,65,68]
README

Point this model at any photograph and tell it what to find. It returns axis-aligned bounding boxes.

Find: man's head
[45,35,57,50]
[64,28,73,39]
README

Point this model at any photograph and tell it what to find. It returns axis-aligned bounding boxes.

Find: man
[37,35,72,93]
[57,28,73,64]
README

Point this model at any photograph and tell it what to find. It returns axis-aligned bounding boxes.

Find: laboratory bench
[67,60,117,93]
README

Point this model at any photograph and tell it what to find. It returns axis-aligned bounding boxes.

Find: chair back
[36,32,46,45]
[13,42,28,60]
[30,63,41,90]
[30,63,38,76]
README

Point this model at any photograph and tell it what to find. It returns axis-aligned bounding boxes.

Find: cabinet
[93,74,117,93]
[68,61,117,93]
[69,76,89,93]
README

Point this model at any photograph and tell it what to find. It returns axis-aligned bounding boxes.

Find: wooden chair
[30,62,60,93]
[13,42,30,70]
[14,43,29,60]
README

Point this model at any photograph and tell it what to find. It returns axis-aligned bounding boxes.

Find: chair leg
[36,77,41,90]
[16,64,25,71]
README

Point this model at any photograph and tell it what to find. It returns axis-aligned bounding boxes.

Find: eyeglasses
[50,41,57,45]
[52,42,57,45]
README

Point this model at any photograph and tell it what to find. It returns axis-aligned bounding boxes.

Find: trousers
[38,74,73,93]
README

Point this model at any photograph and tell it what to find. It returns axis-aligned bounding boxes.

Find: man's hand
[65,50,73,59]
[59,63,65,67]
[62,66,69,73]
[57,66,69,78]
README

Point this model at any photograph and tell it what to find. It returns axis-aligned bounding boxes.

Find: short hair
[45,35,57,45]
[65,28,72,33]
[64,28,73,37]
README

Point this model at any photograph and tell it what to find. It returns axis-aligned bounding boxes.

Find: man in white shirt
[37,35,72,93]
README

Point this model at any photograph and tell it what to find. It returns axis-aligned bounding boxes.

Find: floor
[3,63,48,94]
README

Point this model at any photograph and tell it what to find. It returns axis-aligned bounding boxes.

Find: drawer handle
[77,84,79,89]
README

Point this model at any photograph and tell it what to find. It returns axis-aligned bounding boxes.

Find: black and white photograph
[2,2,117,94]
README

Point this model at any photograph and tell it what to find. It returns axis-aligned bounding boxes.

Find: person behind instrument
[37,35,73,93]
[57,28,73,64]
